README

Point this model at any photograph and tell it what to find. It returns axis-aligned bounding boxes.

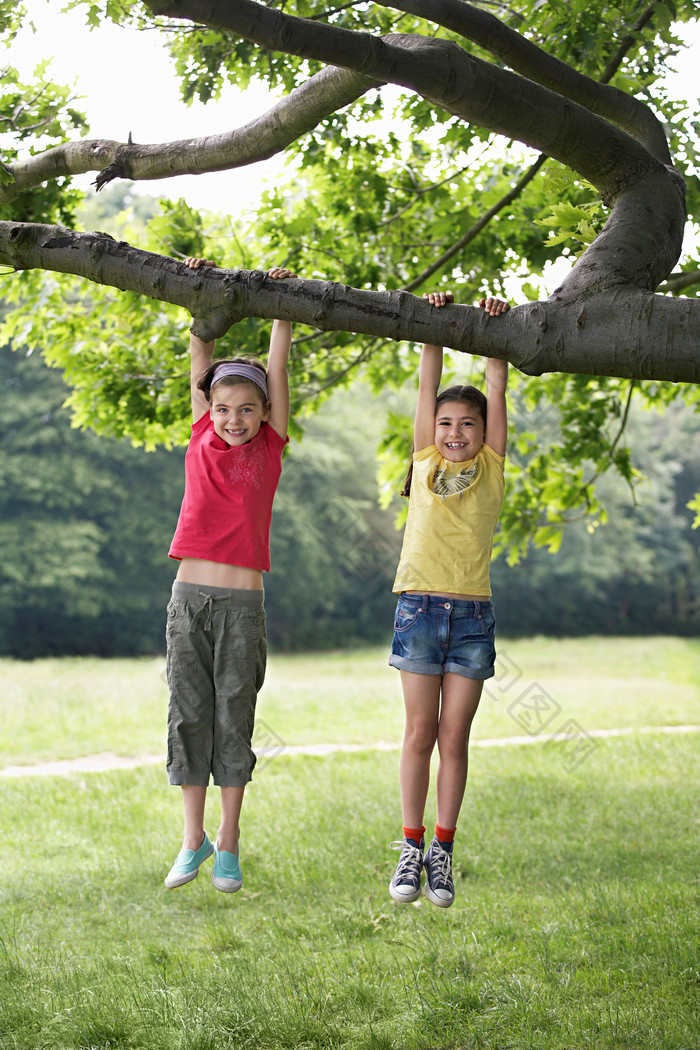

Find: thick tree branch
[145,3,659,197]
[555,168,686,299]
[144,0,686,294]
[2,222,698,382]
[382,0,671,161]
[0,64,380,204]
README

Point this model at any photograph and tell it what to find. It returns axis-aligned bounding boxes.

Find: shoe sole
[424,886,454,908]
[212,874,243,893]
[389,883,421,903]
[164,869,200,889]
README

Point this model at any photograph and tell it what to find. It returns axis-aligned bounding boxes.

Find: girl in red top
[164,257,295,894]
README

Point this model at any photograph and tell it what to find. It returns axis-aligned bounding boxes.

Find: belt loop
[422,594,430,611]
[474,600,480,618]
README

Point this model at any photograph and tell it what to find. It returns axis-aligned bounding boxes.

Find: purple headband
[211,362,268,399]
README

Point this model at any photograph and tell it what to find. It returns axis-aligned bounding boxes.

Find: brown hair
[401,385,487,497]
[197,357,269,406]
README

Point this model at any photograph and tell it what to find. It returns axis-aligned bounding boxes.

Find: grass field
[0,639,698,1049]
[1,636,698,767]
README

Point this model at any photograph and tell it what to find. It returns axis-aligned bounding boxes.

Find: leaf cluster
[0,25,88,223]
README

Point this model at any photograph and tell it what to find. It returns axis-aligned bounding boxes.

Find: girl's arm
[414,290,451,451]
[189,332,216,423]
[185,257,217,423]
[415,342,443,452]
[479,296,509,456]
[265,266,297,438]
[484,357,508,457]
[421,291,509,455]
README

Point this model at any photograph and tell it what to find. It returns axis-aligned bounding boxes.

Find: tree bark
[2,221,698,382]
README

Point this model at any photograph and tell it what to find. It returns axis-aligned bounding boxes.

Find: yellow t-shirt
[392,442,505,597]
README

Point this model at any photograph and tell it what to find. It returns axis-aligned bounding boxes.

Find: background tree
[0,341,184,656]
[1,0,699,560]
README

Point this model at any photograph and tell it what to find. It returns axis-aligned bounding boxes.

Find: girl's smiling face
[434,399,485,462]
[210,382,270,445]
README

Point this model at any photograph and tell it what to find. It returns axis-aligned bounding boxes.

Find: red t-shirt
[169,415,288,571]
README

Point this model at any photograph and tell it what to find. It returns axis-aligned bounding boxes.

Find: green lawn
[0,641,698,1049]
[0,636,698,767]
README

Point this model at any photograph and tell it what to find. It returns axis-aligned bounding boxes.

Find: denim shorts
[166,582,267,787]
[389,593,496,679]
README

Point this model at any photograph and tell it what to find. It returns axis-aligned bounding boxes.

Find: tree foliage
[0,343,184,655]
[1,343,697,658]
[1,0,699,560]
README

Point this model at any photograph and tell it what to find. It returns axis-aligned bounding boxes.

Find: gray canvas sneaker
[389,837,424,903]
[423,836,455,908]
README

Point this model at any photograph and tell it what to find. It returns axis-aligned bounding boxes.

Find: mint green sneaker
[211,839,243,893]
[164,831,214,889]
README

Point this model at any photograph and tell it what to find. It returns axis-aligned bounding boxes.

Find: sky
[9,1,289,211]
[7,2,700,222]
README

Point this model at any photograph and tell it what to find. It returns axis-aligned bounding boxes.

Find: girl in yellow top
[389,289,509,908]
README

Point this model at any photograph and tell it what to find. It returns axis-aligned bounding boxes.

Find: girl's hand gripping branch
[184,259,297,433]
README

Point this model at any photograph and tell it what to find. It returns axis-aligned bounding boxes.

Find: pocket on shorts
[393,598,421,633]
[480,606,496,640]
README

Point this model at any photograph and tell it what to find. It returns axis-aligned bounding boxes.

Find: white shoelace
[390,840,423,882]
[427,844,453,887]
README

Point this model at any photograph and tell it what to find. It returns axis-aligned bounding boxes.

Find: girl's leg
[434,673,484,830]
[398,670,442,829]
[164,784,214,889]
[218,786,246,854]
[181,784,208,851]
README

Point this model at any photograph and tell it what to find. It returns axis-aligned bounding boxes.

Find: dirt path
[0,724,697,779]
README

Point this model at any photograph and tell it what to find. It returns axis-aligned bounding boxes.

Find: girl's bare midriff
[176,557,264,590]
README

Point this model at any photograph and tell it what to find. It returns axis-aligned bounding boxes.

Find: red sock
[403,825,426,844]
[435,823,456,844]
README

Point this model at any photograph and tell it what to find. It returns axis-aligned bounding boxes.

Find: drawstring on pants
[189,591,232,633]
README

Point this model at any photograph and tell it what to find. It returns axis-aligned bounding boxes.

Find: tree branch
[0,63,380,204]
[381,0,671,161]
[2,222,698,382]
[404,154,547,292]
[143,0,686,294]
[656,270,700,295]
[397,0,671,292]
[144,3,659,197]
